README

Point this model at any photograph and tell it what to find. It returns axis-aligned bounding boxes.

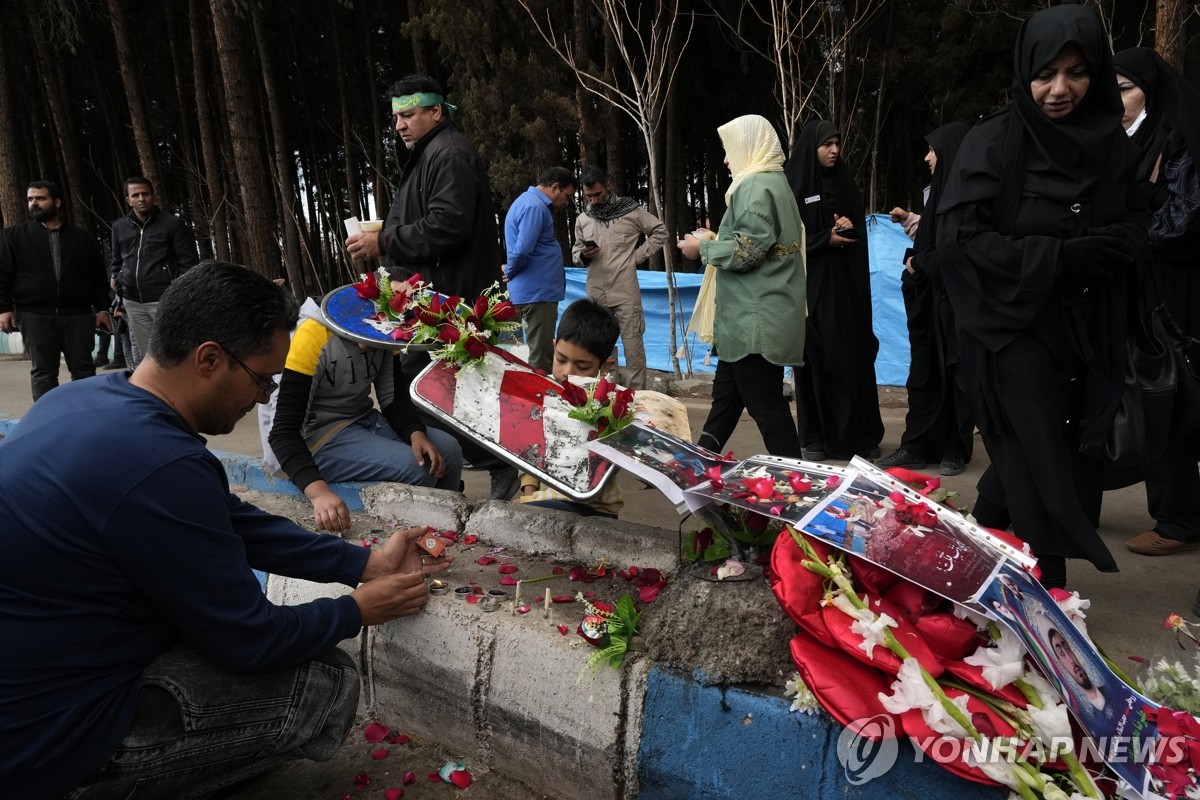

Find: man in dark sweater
[109,176,199,367]
[0,261,453,798]
[0,180,111,400]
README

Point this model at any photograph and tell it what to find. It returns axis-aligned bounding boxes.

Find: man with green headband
[345,74,517,501]
[345,73,499,301]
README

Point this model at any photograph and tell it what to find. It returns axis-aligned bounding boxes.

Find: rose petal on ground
[428,771,442,782]
[594,600,613,612]
[353,771,371,788]
[558,624,569,635]
[476,556,497,566]
[552,566,566,575]
[499,575,517,586]
[449,769,472,789]
[552,595,574,603]
[584,591,596,598]
[371,748,389,760]
[466,595,480,605]
[402,770,416,785]
[386,734,409,745]
[639,585,663,604]
[385,788,404,800]
[463,535,478,545]
[441,531,459,542]
[517,604,532,614]
[363,722,390,742]
[497,564,519,574]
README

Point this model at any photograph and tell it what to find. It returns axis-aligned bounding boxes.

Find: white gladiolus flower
[963,629,1026,690]
[1026,702,1072,745]
[879,658,970,737]
[851,610,898,659]
[1053,590,1091,637]
[784,672,819,715]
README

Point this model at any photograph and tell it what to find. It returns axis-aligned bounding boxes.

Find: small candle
[543,588,551,618]
[514,580,521,607]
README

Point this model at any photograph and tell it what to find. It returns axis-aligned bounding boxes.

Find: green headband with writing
[391,92,458,115]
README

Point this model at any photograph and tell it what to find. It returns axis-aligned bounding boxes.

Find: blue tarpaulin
[558,214,912,386]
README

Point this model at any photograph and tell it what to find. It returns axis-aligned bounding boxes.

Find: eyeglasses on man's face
[219,344,278,396]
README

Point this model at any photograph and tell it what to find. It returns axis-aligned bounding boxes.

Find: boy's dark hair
[152,260,299,366]
[579,165,608,188]
[123,176,154,195]
[537,166,575,189]
[556,299,620,363]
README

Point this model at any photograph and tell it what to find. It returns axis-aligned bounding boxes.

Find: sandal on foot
[1125,531,1200,556]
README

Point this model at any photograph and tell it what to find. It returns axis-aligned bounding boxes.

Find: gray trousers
[124,298,159,368]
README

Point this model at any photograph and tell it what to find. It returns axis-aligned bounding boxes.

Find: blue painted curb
[637,668,1006,800]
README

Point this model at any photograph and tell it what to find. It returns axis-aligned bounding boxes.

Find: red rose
[491,301,518,322]
[354,272,380,300]
[462,333,487,359]
[473,296,489,319]
[594,376,613,404]
[559,381,588,407]
[437,324,461,344]
[612,388,634,420]
[388,291,409,313]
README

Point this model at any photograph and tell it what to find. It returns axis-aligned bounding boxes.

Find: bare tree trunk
[334,18,362,221]
[0,30,25,226]
[252,5,305,292]
[166,3,209,257]
[209,0,278,275]
[574,0,599,166]
[107,0,163,201]
[407,0,427,73]
[191,0,230,261]
[867,0,894,211]
[1156,0,1188,70]
[24,0,88,215]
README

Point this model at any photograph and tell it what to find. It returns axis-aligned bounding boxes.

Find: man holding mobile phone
[572,165,668,390]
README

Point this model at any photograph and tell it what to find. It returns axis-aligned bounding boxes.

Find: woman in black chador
[877,122,974,477]
[786,120,884,461]
[937,4,1147,588]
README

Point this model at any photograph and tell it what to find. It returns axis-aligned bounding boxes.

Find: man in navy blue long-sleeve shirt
[503,166,575,372]
[0,261,453,798]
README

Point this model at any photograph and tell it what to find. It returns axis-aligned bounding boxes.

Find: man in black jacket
[110,176,199,367]
[0,181,111,400]
[345,74,518,500]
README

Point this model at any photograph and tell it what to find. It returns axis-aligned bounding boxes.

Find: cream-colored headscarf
[718,114,786,204]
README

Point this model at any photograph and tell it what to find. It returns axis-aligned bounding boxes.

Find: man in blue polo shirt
[503,166,575,372]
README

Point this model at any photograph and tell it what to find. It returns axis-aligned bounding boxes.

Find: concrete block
[216,449,366,511]
[568,515,678,573]
[361,483,472,532]
[462,500,578,555]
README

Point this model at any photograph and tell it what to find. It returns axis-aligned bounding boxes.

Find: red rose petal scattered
[463,535,478,545]
[517,604,532,614]
[363,722,389,743]
[353,771,371,789]
[639,585,663,604]
[584,591,596,598]
[552,566,566,575]
[386,733,409,745]
[449,769,472,789]
[472,584,485,594]
[371,748,389,760]
[466,595,480,605]
[594,600,613,612]
[552,595,574,603]
[341,793,353,800]
[385,789,404,800]
[558,625,569,635]
[499,576,517,586]
[440,531,459,542]
[476,556,497,566]
[497,564,519,574]
[403,771,416,785]
[428,771,442,782]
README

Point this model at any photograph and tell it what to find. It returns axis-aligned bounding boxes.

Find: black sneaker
[801,445,827,462]
[93,354,110,368]
[875,448,926,469]
[489,464,519,500]
[939,453,965,476]
[104,360,128,371]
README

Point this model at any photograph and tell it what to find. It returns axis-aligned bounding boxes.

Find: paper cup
[360,219,384,233]
[692,229,717,241]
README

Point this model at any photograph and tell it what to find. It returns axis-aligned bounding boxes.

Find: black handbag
[1105,302,1200,466]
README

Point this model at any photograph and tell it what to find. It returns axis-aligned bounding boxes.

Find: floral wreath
[352,268,521,366]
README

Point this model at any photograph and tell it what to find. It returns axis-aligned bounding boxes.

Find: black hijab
[941,4,1125,231]
[784,119,867,240]
[1114,47,1200,175]
[914,121,970,255]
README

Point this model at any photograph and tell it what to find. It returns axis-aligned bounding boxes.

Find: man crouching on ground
[0,260,453,798]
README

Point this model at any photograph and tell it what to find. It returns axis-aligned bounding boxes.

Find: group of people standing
[0,176,198,400]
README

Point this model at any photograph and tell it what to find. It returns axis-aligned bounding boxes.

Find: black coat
[109,208,199,303]
[381,119,501,299]
[0,220,108,316]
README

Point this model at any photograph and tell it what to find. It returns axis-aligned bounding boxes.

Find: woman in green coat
[679,114,807,457]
